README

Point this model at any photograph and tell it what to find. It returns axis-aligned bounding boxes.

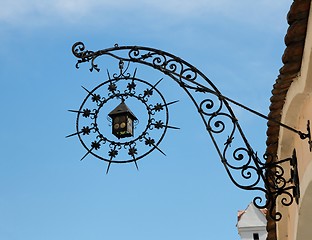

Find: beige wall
[276,5,312,240]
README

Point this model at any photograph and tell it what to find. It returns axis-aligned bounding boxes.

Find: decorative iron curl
[72,42,96,69]
[71,42,300,221]
[261,150,300,220]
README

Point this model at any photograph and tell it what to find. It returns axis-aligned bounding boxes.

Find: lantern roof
[108,101,138,120]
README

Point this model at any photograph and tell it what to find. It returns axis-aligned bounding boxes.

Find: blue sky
[0,1,293,239]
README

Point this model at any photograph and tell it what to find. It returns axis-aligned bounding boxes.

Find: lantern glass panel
[119,115,127,130]
[127,117,133,135]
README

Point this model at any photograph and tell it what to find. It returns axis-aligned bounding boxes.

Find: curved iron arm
[71,42,301,221]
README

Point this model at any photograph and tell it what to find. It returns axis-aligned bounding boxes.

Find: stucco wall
[276,4,312,240]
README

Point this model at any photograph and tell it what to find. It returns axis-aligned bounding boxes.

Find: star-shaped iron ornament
[108,149,118,158]
[91,141,101,150]
[153,103,164,112]
[128,146,138,156]
[92,94,101,102]
[154,120,165,129]
[143,88,153,97]
[68,63,179,173]
[127,81,136,91]
[145,137,155,147]
[82,109,91,118]
[108,82,117,92]
[81,126,91,135]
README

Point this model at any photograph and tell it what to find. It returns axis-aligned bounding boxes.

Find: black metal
[67,58,179,173]
[108,100,137,138]
[264,149,300,220]
[69,42,303,221]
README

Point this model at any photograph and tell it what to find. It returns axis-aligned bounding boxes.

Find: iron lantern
[108,100,137,139]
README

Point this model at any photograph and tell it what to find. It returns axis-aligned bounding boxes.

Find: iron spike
[167,125,180,130]
[144,137,166,156]
[106,69,111,80]
[166,100,179,106]
[133,68,137,79]
[106,162,112,174]
[65,131,80,138]
[134,161,139,171]
[152,78,163,89]
[68,110,81,113]
[81,147,94,161]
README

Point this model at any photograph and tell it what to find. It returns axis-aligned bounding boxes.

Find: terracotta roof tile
[287,0,311,23]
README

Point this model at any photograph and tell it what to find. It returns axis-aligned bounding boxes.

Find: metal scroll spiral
[263,150,300,221]
[71,42,300,220]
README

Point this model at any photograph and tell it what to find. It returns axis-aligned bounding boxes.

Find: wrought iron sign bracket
[68,42,304,221]
[176,80,312,151]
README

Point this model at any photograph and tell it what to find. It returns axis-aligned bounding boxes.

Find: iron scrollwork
[67,59,180,173]
[69,42,302,220]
